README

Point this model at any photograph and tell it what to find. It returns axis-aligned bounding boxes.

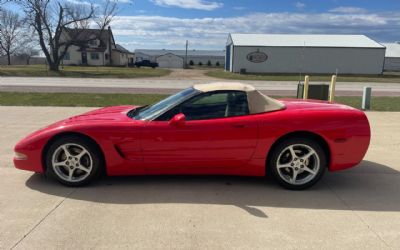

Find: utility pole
[185,40,188,69]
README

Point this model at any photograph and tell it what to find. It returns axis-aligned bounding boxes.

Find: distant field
[1,92,399,111]
[0,65,170,78]
[206,69,400,83]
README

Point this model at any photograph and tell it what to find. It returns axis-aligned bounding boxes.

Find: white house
[60,27,134,66]
[226,34,386,75]
[382,43,400,71]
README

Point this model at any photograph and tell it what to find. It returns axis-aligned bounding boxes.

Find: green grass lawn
[0,92,167,107]
[206,69,400,83]
[0,65,170,78]
[0,92,399,111]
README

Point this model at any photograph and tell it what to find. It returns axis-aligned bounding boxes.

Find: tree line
[0,0,117,71]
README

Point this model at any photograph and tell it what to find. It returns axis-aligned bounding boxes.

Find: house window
[63,52,70,60]
[90,53,100,60]
[105,53,109,60]
[89,40,97,46]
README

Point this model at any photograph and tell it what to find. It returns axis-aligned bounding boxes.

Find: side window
[225,91,249,117]
[90,52,99,60]
[156,91,249,121]
[156,106,180,121]
[181,92,228,120]
[63,52,70,60]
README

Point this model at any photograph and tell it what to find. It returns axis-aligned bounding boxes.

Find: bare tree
[17,41,39,65]
[0,8,24,65]
[14,0,117,71]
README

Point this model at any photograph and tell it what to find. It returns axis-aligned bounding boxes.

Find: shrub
[198,61,203,66]
[216,61,220,66]
[189,60,194,66]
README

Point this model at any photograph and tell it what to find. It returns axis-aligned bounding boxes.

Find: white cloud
[329,7,368,14]
[295,2,305,9]
[66,0,133,5]
[151,0,223,11]
[110,11,400,50]
[115,0,133,3]
[66,0,93,6]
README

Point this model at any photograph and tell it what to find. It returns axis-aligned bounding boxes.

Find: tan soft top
[193,82,285,114]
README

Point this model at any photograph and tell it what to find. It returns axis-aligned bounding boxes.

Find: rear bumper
[329,132,370,171]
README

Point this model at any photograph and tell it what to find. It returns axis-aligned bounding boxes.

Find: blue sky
[5,0,400,51]
[123,0,400,18]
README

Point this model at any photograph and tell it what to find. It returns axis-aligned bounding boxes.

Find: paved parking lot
[0,107,399,249]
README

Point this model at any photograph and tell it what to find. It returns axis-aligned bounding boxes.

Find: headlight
[14,152,27,160]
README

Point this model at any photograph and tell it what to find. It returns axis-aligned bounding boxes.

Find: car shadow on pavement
[25,160,400,218]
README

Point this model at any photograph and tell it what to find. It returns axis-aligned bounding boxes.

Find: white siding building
[226,34,385,75]
[383,43,400,71]
[134,49,225,68]
[156,53,184,68]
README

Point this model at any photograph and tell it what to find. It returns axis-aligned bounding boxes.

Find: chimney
[108,26,113,65]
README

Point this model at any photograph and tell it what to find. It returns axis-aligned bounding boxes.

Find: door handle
[232,124,245,128]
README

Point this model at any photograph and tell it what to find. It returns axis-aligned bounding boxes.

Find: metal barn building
[156,53,184,68]
[383,43,400,71]
[134,49,225,68]
[225,34,385,75]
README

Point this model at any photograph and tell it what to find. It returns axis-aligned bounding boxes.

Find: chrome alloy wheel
[51,143,93,183]
[276,144,320,185]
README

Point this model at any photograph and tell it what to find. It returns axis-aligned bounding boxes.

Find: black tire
[45,135,103,187]
[268,137,326,190]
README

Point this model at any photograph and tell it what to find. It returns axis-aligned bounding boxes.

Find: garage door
[156,54,184,68]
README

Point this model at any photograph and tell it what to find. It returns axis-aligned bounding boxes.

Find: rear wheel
[268,137,326,190]
[45,136,102,186]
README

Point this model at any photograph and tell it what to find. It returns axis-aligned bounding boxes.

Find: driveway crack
[326,182,391,249]
[10,189,75,250]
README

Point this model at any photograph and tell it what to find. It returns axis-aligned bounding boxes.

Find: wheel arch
[266,131,331,172]
[41,131,106,172]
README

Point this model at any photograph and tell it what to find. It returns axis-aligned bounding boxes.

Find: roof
[135,49,225,57]
[114,44,133,53]
[78,47,107,52]
[193,82,285,113]
[382,43,400,57]
[156,53,183,59]
[64,28,111,47]
[229,33,385,48]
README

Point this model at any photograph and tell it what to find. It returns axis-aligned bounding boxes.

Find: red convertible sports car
[14,82,370,189]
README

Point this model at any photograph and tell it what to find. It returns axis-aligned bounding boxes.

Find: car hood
[279,98,357,111]
[64,105,137,123]
[35,105,138,133]
[15,105,140,146]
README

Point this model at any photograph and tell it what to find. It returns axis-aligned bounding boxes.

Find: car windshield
[133,87,199,120]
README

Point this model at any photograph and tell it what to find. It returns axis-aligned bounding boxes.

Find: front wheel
[268,137,326,190]
[45,136,103,186]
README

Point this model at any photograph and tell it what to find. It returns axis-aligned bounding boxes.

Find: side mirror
[169,113,186,126]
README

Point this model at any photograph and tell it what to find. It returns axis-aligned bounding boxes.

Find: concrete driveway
[0,107,399,249]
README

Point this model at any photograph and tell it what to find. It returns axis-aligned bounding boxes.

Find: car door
[141,91,259,174]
